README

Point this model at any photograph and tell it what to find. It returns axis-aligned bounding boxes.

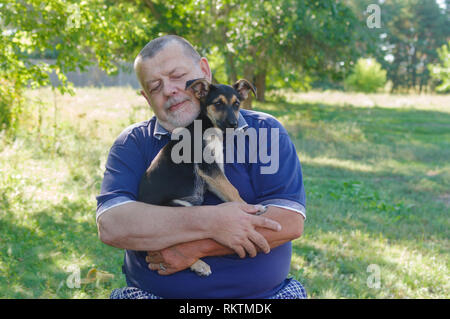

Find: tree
[378,0,448,92]
[193,0,359,107]
[0,0,141,131]
[117,0,360,108]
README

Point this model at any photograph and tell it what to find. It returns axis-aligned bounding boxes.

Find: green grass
[0,87,449,298]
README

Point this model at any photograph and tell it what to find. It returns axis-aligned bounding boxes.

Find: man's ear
[186,78,211,100]
[232,79,257,101]
[141,90,152,106]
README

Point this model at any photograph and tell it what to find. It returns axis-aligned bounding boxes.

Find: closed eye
[172,73,187,79]
[149,84,161,93]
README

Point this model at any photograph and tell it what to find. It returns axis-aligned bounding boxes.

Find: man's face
[137,42,211,131]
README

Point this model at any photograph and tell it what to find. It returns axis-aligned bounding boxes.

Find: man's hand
[146,245,200,275]
[206,202,282,258]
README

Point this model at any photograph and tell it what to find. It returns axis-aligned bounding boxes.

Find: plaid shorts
[110,277,307,299]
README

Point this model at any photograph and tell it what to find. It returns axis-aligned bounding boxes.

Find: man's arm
[97,201,282,254]
[190,206,304,257]
[146,206,304,275]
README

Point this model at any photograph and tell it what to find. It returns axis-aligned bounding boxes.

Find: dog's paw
[256,205,267,215]
[190,259,212,276]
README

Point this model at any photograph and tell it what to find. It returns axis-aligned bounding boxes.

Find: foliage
[1,0,448,133]
[377,0,448,92]
[345,58,387,93]
[0,0,143,131]
[343,0,449,93]
[122,0,360,106]
[2,0,359,111]
[428,41,450,93]
[0,78,24,132]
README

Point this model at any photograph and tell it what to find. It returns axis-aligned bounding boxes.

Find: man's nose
[162,81,180,96]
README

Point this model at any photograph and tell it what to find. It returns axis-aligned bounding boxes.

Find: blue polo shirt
[96,109,306,299]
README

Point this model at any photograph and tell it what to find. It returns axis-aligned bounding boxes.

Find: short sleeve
[96,134,148,222]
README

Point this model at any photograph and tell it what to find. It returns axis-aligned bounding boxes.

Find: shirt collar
[235,111,249,132]
[154,112,249,140]
[154,120,170,140]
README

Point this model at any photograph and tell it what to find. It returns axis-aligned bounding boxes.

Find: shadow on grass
[0,198,123,298]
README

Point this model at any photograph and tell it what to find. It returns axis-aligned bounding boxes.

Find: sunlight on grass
[277,89,450,113]
[300,154,376,173]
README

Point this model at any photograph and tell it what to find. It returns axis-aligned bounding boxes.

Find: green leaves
[428,41,450,93]
[345,58,387,93]
[0,0,137,130]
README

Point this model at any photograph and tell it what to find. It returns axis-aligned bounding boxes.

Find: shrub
[345,58,387,93]
[428,41,450,93]
[0,78,24,133]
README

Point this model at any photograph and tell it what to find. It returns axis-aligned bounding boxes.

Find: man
[96,35,307,299]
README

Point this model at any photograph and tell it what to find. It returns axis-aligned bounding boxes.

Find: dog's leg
[197,167,245,203]
[196,166,267,214]
[168,199,212,276]
[190,260,212,276]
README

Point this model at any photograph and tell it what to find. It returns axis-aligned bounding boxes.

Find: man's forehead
[139,54,194,82]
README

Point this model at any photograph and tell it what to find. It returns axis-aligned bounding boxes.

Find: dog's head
[186,78,256,131]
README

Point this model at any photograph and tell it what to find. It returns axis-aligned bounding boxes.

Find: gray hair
[134,35,201,89]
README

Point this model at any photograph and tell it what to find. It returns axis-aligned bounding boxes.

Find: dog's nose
[226,118,238,128]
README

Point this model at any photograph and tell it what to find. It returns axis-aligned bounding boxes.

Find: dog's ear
[232,79,257,101]
[186,78,211,100]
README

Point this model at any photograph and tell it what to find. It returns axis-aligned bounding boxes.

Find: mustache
[164,96,191,110]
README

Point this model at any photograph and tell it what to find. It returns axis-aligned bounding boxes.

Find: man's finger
[147,251,160,257]
[251,215,282,231]
[148,263,160,271]
[249,231,270,254]
[233,245,246,259]
[146,254,163,264]
[242,239,257,258]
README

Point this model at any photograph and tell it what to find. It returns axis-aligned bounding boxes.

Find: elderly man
[96,35,307,299]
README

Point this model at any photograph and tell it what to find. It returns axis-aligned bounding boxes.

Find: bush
[428,41,450,93]
[0,78,24,132]
[345,58,387,93]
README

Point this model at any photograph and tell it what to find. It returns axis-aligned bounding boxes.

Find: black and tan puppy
[138,78,263,276]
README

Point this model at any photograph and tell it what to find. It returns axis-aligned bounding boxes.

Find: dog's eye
[233,102,240,108]
[214,101,223,107]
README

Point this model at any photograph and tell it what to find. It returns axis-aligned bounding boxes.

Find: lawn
[0,87,448,298]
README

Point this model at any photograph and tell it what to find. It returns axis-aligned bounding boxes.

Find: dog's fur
[138,78,261,276]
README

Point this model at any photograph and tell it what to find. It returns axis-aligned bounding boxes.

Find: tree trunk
[242,65,255,109]
[223,51,238,84]
[254,70,266,102]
